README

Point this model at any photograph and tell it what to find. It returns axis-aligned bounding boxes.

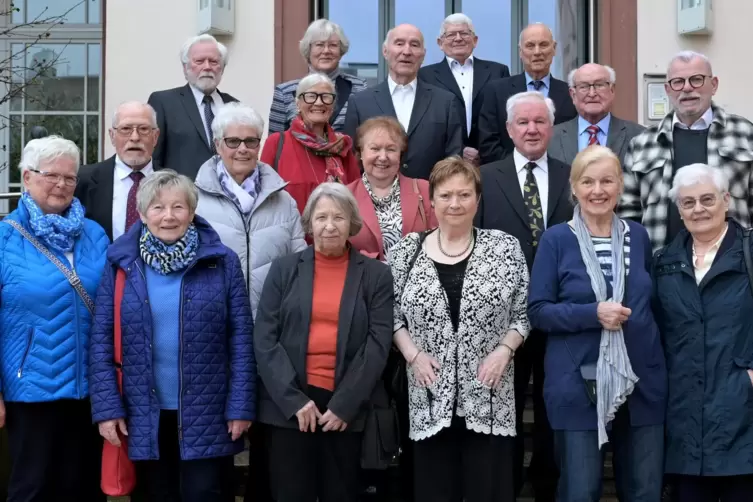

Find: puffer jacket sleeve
[224,252,256,421]
[288,198,307,253]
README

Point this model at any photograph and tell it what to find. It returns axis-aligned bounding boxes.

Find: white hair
[180,34,229,69]
[668,163,729,203]
[519,22,556,46]
[506,91,556,124]
[567,64,617,88]
[299,19,350,63]
[301,182,363,237]
[296,73,335,97]
[439,13,475,37]
[111,101,158,129]
[19,135,80,174]
[667,50,713,75]
[211,102,265,140]
[136,169,198,215]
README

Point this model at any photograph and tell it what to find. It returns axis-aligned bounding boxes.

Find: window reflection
[461,0,512,67]
[23,44,87,112]
[327,0,380,86]
[528,0,585,79]
[12,0,87,24]
[87,44,101,111]
[394,0,447,67]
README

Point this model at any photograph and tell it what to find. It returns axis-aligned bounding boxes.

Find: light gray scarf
[572,205,638,448]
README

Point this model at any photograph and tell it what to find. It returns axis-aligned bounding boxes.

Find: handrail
[0,193,22,199]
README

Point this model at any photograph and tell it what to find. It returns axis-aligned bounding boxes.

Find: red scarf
[289,116,353,182]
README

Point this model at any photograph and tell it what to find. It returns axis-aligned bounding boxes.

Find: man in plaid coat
[619,51,753,251]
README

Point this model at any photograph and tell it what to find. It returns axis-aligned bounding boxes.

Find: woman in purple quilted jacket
[88,170,255,502]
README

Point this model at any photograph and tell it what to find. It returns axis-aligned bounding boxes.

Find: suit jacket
[343,79,464,180]
[148,84,238,179]
[418,57,510,149]
[478,73,578,164]
[475,155,573,269]
[75,155,164,242]
[254,246,394,431]
[548,115,646,167]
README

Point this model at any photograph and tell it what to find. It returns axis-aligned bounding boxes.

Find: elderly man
[548,63,644,166]
[148,34,238,179]
[418,13,510,165]
[619,50,753,251]
[476,91,572,502]
[344,23,464,180]
[478,23,577,164]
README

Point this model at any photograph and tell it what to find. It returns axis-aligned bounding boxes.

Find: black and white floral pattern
[363,174,403,260]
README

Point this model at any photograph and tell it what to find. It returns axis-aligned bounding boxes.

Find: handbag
[411,178,429,230]
[100,268,137,496]
[361,381,400,470]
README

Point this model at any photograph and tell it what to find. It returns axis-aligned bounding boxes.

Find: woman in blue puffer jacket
[0,136,109,501]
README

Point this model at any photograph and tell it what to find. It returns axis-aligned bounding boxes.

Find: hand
[462,147,480,165]
[319,410,348,432]
[477,346,512,388]
[747,369,753,388]
[296,400,322,433]
[99,418,128,447]
[227,420,252,441]
[410,351,441,387]
[597,302,631,330]
[0,394,6,428]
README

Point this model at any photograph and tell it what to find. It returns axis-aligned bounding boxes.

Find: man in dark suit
[148,34,237,180]
[478,23,577,164]
[344,24,464,180]
[548,63,645,166]
[418,13,510,165]
[476,91,572,502]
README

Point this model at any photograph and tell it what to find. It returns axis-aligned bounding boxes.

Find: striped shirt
[591,229,631,285]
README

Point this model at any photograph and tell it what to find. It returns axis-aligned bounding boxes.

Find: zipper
[17,328,35,378]
[176,259,202,444]
[74,286,82,397]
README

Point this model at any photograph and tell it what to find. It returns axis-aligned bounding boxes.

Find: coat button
[151,388,156,394]
[145,299,149,304]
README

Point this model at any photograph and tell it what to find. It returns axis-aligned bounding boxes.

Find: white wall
[104,0,275,158]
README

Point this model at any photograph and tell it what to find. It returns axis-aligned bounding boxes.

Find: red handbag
[100,268,137,496]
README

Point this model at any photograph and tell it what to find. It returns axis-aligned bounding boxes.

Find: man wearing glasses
[619,50,753,250]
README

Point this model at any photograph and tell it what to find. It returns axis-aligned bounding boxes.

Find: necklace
[437,229,474,258]
[304,150,321,184]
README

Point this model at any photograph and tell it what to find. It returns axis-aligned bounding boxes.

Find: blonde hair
[569,145,623,200]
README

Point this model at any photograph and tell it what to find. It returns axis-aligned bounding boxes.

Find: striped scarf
[139,223,199,275]
[572,205,638,448]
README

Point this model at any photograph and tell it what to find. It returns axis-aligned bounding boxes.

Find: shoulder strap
[412,178,428,230]
[114,268,126,393]
[407,231,429,275]
[743,228,753,295]
[272,132,284,171]
[3,219,95,316]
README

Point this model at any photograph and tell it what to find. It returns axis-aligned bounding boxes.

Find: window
[326,0,380,86]
[528,0,587,80]
[12,0,101,24]
[461,0,512,67]
[394,0,447,67]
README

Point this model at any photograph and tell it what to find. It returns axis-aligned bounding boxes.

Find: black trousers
[136,410,234,502]
[514,329,558,502]
[673,475,753,502]
[5,398,105,502]
[412,416,516,502]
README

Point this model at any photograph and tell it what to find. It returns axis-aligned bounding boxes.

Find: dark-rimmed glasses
[299,92,336,105]
[223,137,261,149]
[678,193,718,210]
[29,168,78,187]
[667,74,713,91]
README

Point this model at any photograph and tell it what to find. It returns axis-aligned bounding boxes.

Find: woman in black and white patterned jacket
[389,156,530,502]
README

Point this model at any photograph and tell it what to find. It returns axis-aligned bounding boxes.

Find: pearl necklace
[437,229,474,258]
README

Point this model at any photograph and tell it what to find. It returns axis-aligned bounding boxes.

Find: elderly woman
[0,136,109,501]
[89,170,254,502]
[268,18,367,133]
[389,157,529,502]
[654,163,753,502]
[348,116,436,262]
[254,182,393,501]
[528,145,666,502]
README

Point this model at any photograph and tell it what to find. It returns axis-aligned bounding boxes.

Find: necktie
[531,80,544,91]
[202,95,216,153]
[523,162,545,248]
[125,171,145,231]
[586,124,601,146]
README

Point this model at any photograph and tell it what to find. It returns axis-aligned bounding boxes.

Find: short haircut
[180,34,229,68]
[211,102,265,140]
[299,19,350,63]
[439,13,474,37]
[383,24,425,51]
[506,91,556,124]
[567,64,617,88]
[519,22,556,46]
[428,156,481,199]
[301,182,363,237]
[668,163,729,203]
[569,145,623,193]
[667,50,713,76]
[19,135,80,174]
[355,116,407,155]
[136,169,198,215]
[112,101,158,129]
[296,73,335,98]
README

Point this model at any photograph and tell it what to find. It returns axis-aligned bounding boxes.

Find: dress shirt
[692,224,728,284]
[578,113,611,151]
[190,84,224,143]
[513,148,549,227]
[447,55,474,133]
[525,72,552,97]
[672,107,713,131]
[112,156,155,240]
[388,76,418,131]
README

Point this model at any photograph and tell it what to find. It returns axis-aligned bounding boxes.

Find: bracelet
[409,350,422,366]
[500,342,515,358]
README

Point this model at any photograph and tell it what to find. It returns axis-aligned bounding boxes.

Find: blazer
[254,246,394,431]
[477,73,578,164]
[346,174,437,261]
[548,115,646,167]
[475,154,573,270]
[343,79,464,180]
[419,57,510,149]
[148,84,238,179]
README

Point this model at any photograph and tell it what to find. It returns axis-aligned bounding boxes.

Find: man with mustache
[619,51,753,250]
[148,34,238,179]
[548,63,644,167]
[478,23,577,164]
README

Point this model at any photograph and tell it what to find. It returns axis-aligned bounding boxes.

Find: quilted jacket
[89,216,256,461]
[0,201,109,402]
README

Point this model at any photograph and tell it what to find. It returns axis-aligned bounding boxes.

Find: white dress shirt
[513,149,549,227]
[190,84,224,143]
[672,107,713,131]
[112,156,155,240]
[447,56,474,133]
[388,76,417,131]
[692,224,728,284]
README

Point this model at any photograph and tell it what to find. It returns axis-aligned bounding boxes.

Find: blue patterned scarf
[139,223,199,275]
[20,192,85,254]
[216,157,261,214]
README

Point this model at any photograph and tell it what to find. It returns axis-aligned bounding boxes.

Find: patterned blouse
[362,174,403,260]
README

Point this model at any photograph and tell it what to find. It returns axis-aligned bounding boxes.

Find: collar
[189,84,220,105]
[446,55,474,68]
[114,155,154,181]
[388,76,418,95]
[525,72,551,89]
[513,149,548,173]
[578,113,612,135]
[672,107,713,131]
[309,66,341,81]
[692,223,728,259]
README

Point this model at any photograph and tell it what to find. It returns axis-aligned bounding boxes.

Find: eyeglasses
[678,194,718,210]
[573,81,611,94]
[223,137,261,149]
[442,30,474,40]
[667,74,712,91]
[29,168,78,187]
[299,92,336,105]
[114,125,156,137]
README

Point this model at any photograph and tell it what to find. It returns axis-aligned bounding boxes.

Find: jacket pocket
[18,328,36,378]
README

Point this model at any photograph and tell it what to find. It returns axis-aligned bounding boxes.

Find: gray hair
[180,34,229,69]
[301,182,363,237]
[667,50,712,75]
[111,101,158,128]
[136,169,198,215]
[299,19,350,63]
[506,91,556,124]
[567,64,617,88]
[519,22,556,46]
[439,13,474,37]
[211,102,265,140]
[19,135,80,174]
[668,163,729,203]
[383,25,425,51]
[296,73,335,98]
